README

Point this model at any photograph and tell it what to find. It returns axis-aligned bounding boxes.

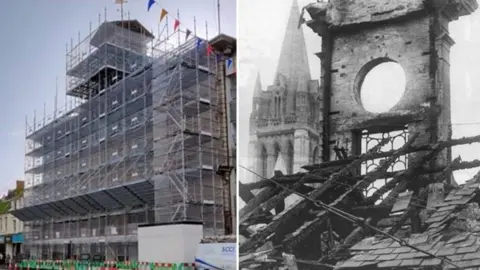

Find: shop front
[2,233,23,257]
[11,233,23,256]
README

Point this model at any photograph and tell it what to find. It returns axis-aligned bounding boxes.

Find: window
[361,127,408,200]
[13,219,16,232]
[4,217,7,231]
[274,96,282,118]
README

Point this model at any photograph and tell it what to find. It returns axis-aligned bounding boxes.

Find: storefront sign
[12,233,23,244]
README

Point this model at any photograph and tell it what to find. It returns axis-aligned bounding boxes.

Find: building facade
[1,181,25,258]
[248,0,321,182]
[0,211,24,257]
[14,18,235,260]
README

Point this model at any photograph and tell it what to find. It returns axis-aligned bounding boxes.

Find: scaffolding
[151,32,225,235]
[17,11,226,261]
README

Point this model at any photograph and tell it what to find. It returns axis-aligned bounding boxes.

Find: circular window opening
[360,61,406,113]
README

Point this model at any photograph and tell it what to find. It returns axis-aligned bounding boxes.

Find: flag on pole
[196,38,202,49]
[147,0,155,11]
[207,44,213,56]
[185,29,192,41]
[173,19,180,31]
[160,9,168,22]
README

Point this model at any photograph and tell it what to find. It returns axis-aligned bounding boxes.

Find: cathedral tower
[249,0,321,180]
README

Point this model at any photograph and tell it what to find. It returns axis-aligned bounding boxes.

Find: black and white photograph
[238,0,480,269]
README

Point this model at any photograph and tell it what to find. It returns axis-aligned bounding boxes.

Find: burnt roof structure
[239,134,480,269]
[240,0,480,268]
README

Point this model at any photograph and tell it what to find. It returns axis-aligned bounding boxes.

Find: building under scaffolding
[15,15,233,260]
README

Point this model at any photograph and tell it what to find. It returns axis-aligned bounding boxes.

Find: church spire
[253,72,263,97]
[275,0,311,92]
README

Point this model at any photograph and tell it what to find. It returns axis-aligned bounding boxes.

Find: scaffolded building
[15,15,230,260]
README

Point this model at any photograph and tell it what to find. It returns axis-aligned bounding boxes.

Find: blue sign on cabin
[12,233,23,243]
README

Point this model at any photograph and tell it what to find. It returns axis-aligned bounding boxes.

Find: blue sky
[0,0,236,194]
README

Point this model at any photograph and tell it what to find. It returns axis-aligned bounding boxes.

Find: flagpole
[120,1,124,21]
[177,9,181,45]
[217,0,221,35]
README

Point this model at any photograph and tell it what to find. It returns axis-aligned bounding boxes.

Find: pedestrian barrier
[13,260,195,270]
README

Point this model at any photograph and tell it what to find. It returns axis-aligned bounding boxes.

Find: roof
[239,134,480,269]
[112,20,155,39]
[209,33,236,54]
[90,20,155,48]
[337,175,480,269]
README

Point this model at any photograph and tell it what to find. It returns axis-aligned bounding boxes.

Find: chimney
[16,180,24,191]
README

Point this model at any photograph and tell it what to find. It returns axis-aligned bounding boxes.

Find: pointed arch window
[261,147,268,178]
[274,95,282,118]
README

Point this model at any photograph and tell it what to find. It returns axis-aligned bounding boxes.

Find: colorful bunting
[160,8,168,22]
[196,38,203,50]
[185,29,192,41]
[173,19,180,31]
[206,44,213,56]
[146,5,214,57]
[147,0,156,11]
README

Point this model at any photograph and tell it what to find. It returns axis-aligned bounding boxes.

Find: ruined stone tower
[250,0,478,189]
[248,0,321,180]
[303,0,477,187]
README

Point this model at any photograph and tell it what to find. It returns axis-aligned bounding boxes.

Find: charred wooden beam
[282,134,419,249]
[239,181,256,203]
[319,179,410,262]
[239,171,285,227]
[346,204,393,218]
[246,159,480,190]
[308,205,394,216]
[317,144,459,262]
[365,142,461,205]
[303,134,480,171]
[240,172,309,224]
[241,185,315,228]
[240,138,390,253]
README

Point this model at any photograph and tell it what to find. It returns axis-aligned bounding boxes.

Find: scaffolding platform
[66,19,154,99]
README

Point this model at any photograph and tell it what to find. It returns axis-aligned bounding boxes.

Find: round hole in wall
[359,61,406,113]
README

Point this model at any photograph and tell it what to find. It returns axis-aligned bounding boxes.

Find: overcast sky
[0,0,235,195]
[237,0,480,208]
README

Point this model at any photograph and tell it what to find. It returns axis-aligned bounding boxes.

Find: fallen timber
[239,134,480,268]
